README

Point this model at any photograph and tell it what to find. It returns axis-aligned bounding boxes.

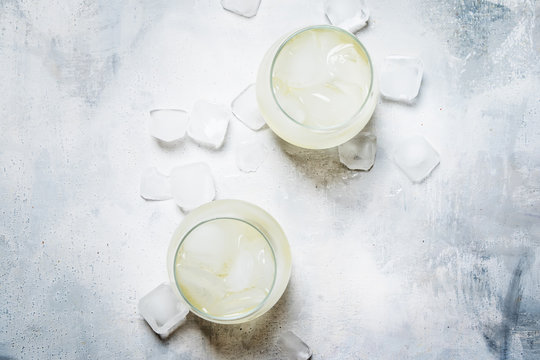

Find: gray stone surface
[1,0,539,359]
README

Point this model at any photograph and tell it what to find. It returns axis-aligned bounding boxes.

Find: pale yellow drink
[174,218,275,319]
[257,25,377,149]
[167,200,291,324]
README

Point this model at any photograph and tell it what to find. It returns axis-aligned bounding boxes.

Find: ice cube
[224,249,255,292]
[275,91,307,124]
[272,32,332,89]
[181,221,231,274]
[295,84,358,128]
[327,45,371,85]
[236,140,268,173]
[338,132,377,171]
[393,135,440,183]
[221,0,262,18]
[217,288,267,317]
[380,56,424,103]
[187,100,230,149]
[170,163,216,211]
[138,283,189,339]
[253,247,275,293]
[324,0,370,33]
[140,167,173,201]
[176,265,227,303]
[277,331,313,360]
[231,84,266,131]
[149,109,189,142]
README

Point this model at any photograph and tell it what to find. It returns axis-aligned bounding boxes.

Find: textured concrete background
[1,0,540,359]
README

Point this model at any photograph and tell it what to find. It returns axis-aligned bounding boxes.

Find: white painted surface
[1,0,539,359]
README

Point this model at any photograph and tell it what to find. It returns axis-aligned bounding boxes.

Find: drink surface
[272,27,371,129]
[174,218,275,319]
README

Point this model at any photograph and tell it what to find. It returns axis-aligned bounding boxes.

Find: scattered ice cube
[187,100,230,149]
[380,56,424,103]
[338,132,377,171]
[140,167,173,201]
[231,84,266,131]
[393,135,440,183]
[149,109,189,142]
[324,0,370,33]
[138,283,189,339]
[236,140,268,173]
[170,162,216,211]
[221,0,262,18]
[277,331,313,360]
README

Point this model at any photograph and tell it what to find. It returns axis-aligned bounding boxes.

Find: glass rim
[172,216,277,322]
[269,24,374,132]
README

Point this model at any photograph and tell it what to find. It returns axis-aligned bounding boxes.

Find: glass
[167,199,292,324]
[256,25,378,149]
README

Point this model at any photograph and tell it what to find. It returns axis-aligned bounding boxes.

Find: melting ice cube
[338,132,377,171]
[170,162,216,211]
[380,56,424,103]
[187,100,230,149]
[393,135,440,183]
[149,109,189,142]
[231,84,266,131]
[324,0,370,33]
[236,140,268,173]
[138,283,189,339]
[140,167,172,201]
[221,0,262,18]
[277,331,313,360]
